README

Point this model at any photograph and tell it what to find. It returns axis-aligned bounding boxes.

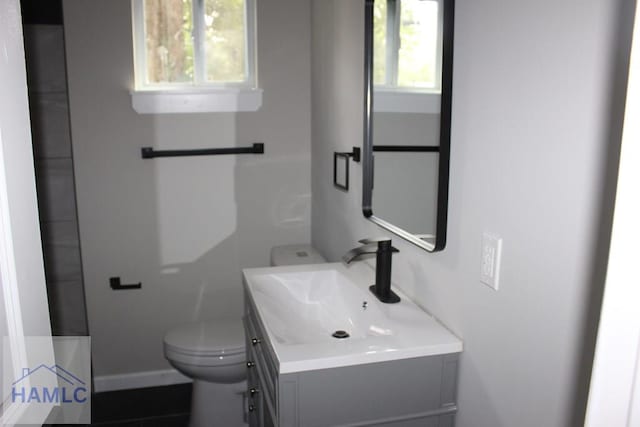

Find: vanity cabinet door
[247,347,263,427]
[245,311,279,427]
[247,389,262,427]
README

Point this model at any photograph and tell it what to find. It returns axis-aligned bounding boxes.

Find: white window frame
[130,0,262,114]
[374,0,443,114]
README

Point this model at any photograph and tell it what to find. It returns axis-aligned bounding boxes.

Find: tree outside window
[137,0,253,87]
[374,0,441,91]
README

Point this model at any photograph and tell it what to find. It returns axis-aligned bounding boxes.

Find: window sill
[130,88,263,114]
[373,90,441,114]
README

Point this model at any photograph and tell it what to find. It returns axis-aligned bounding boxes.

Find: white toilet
[163,244,326,427]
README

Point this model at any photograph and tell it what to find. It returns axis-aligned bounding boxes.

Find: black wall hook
[338,147,361,162]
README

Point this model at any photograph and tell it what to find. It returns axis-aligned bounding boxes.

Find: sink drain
[332,330,350,339]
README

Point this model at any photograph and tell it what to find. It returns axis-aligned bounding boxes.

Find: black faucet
[342,238,400,304]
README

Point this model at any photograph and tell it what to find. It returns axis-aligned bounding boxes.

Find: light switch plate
[480,233,502,290]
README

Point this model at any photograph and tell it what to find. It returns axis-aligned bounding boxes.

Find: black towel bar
[141,143,264,159]
[373,145,439,153]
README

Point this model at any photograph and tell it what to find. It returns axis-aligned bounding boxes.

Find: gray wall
[311,1,632,426]
[63,0,312,377]
[24,24,88,336]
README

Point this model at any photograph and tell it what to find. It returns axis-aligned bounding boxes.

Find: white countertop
[243,263,463,374]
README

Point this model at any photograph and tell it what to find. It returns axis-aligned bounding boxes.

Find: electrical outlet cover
[480,233,502,290]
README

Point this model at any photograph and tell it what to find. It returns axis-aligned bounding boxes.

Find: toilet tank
[270,244,327,267]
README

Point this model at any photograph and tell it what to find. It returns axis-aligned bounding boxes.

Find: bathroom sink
[246,267,387,345]
[243,263,462,373]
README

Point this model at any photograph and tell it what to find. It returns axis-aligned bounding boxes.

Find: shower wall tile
[41,220,82,283]
[47,280,88,336]
[23,25,67,93]
[29,92,72,159]
[25,23,89,337]
[35,158,78,222]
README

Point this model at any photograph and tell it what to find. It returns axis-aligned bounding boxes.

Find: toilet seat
[164,319,245,363]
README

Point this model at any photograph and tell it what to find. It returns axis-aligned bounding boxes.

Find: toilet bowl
[164,319,246,427]
[164,320,245,383]
[163,244,326,427]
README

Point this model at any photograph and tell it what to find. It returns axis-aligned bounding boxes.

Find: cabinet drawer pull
[251,337,261,345]
[249,387,260,396]
[248,404,256,412]
[247,361,256,368]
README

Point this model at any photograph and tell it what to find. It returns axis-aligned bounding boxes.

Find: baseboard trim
[94,369,192,392]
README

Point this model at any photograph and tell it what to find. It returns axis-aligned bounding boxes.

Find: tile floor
[45,383,192,427]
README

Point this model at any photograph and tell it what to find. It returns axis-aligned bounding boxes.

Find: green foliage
[204,0,246,82]
[183,0,194,79]
[373,0,387,85]
[143,0,194,83]
[373,0,439,89]
[143,0,247,85]
[397,0,437,88]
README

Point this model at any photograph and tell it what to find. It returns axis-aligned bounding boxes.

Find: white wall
[311,1,632,426]
[63,0,311,378]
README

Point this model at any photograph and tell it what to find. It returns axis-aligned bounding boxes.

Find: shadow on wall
[129,112,311,324]
[87,117,311,377]
[92,114,311,374]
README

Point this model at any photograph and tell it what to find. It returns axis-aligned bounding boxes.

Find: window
[374,0,443,93]
[131,0,261,113]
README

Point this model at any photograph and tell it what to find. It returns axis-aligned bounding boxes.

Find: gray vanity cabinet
[243,295,460,427]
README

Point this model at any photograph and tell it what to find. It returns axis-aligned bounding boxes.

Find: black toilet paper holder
[110,277,142,291]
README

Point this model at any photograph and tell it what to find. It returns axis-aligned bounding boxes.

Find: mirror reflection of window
[373,0,441,91]
[373,0,387,85]
[365,0,453,252]
[364,0,453,252]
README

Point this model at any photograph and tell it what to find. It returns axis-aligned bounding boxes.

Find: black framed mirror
[363,0,454,252]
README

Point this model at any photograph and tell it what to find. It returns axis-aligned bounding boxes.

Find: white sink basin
[243,263,462,373]
[247,268,390,345]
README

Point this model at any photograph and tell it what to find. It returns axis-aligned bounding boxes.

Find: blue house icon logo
[12,365,88,404]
